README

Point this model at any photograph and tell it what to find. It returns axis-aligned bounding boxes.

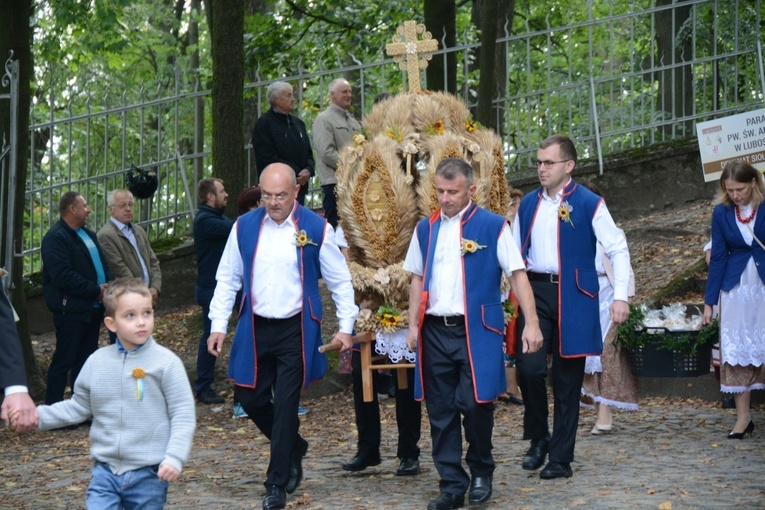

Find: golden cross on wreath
[386,20,439,92]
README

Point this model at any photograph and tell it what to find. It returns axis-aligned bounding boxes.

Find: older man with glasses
[207,163,357,509]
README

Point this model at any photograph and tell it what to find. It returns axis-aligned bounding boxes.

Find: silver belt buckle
[443,316,458,327]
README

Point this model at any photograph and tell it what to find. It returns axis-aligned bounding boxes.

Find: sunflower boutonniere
[460,238,487,256]
[558,201,574,228]
[132,368,146,401]
[294,229,317,247]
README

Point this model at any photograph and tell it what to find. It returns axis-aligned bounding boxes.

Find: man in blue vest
[207,163,358,510]
[404,158,543,510]
[513,134,630,480]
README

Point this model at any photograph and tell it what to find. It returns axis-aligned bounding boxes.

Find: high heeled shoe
[727,420,754,439]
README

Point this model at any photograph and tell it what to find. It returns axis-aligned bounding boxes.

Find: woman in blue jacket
[703,160,765,439]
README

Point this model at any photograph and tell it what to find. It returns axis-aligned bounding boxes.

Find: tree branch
[284,0,357,31]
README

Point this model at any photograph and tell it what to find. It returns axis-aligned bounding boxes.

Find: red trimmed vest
[414,202,508,403]
[228,205,328,389]
[518,180,603,357]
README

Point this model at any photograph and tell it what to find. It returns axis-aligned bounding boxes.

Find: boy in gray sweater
[12,278,196,509]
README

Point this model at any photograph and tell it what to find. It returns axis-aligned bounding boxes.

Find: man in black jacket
[251,81,315,205]
[193,178,233,404]
[41,191,111,404]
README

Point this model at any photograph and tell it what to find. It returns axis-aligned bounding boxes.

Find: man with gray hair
[251,81,314,205]
[312,78,361,228]
[97,189,161,305]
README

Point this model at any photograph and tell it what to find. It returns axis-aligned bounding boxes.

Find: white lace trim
[374,329,416,364]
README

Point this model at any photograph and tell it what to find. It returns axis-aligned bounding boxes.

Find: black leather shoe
[427,492,465,510]
[522,436,550,471]
[262,485,286,510]
[396,457,420,476]
[286,439,308,494]
[468,475,492,504]
[539,461,573,480]
[196,388,224,404]
[341,454,382,472]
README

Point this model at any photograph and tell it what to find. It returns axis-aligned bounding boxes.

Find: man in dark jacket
[0,286,39,433]
[251,81,315,205]
[193,178,234,404]
[41,191,111,404]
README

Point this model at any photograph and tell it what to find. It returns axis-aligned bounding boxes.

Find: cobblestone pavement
[2,390,763,509]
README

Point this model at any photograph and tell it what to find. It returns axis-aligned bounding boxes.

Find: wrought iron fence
[20,0,765,275]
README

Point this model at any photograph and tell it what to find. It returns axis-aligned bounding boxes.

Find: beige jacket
[312,103,361,186]
[97,219,162,292]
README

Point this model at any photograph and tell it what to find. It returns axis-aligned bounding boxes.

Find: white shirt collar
[543,178,572,202]
[440,202,472,222]
[110,217,131,231]
[264,202,298,228]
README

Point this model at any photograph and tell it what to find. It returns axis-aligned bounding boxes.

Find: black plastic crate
[628,328,712,377]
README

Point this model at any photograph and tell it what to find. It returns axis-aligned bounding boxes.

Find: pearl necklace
[735,204,756,224]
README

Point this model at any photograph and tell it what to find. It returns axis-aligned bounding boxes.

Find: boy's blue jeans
[87,462,168,509]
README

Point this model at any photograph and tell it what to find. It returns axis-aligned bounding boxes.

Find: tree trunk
[655,0,693,138]
[473,0,515,133]
[0,0,45,399]
[424,0,456,93]
[475,0,499,129]
[208,0,245,218]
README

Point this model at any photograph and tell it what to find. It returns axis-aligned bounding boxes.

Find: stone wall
[25,241,198,335]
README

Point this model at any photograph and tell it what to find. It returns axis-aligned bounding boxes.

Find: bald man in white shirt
[207,163,358,510]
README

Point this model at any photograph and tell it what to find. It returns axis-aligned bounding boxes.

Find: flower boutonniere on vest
[132,368,146,401]
[460,238,487,256]
[558,201,575,229]
[294,229,318,247]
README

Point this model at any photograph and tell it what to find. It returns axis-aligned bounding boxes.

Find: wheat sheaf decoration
[335,90,510,311]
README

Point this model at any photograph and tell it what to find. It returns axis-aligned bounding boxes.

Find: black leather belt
[426,314,465,327]
[254,313,301,323]
[527,272,559,284]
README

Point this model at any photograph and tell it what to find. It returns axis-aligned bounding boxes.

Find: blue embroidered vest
[518,180,602,357]
[228,204,328,389]
[414,202,508,403]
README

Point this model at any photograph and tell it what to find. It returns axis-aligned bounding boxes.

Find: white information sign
[696,107,765,182]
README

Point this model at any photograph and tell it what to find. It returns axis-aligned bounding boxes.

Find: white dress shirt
[209,205,358,334]
[512,180,631,302]
[403,203,525,316]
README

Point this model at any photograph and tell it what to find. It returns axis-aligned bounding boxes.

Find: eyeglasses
[536,159,570,169]
[261,192,290,203]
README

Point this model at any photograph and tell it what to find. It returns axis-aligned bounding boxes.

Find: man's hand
[520,322,544,354]
[406,327,418,351]
[1,392,39,433]
[98,283,108,302]
[149,287,159,305]
[331,331,353,352]
[158,464,180,482]
[207,332,227,356]
[297,169,311,186]
[610,300,630,324]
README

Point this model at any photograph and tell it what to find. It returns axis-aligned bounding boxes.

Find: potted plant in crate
[616,304,719,377]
